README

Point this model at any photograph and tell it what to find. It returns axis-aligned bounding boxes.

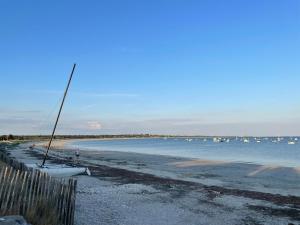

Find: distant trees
[0,134,164,141]
[0,134,15,141]
[8,134,14,140]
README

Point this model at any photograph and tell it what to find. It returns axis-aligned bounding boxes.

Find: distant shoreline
[2,134,300,142]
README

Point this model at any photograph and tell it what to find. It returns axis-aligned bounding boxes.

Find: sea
[69,137,300,168]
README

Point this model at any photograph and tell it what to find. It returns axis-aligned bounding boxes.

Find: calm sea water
[69,137,300,167]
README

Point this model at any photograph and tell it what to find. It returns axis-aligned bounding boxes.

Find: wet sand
[5,141,300,225]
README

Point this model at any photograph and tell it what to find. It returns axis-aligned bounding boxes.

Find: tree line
[0,134,168,141]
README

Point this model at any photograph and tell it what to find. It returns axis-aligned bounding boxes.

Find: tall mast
[41,63,76,167]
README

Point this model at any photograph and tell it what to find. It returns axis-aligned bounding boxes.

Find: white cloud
[87,121,102,130]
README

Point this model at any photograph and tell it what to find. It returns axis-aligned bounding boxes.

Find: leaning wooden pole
[41,63,76,167]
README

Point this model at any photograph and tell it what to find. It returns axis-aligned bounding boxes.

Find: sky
[0,0,299,136]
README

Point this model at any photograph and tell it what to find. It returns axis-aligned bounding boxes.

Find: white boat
[29,64,91,177]
[277,137,282,142]
[27,163,91,177]
[288,141,295,145]
[243,139,250,143]
[213,137,220,143]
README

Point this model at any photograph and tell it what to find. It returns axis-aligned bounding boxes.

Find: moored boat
[243,139,250,143]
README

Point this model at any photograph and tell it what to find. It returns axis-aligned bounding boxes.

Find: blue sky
[0,0,299,135]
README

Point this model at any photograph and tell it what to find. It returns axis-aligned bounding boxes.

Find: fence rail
[0,147,77,225]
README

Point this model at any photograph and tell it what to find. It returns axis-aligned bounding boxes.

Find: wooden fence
[0,146,77,225]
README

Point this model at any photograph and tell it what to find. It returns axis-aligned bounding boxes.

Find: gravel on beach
[75,176,299,225]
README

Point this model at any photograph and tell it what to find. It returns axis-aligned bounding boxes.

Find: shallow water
[69,137,300,167]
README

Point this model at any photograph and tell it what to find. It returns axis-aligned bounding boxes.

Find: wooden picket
[0,165,77,225]
[0,151,77,225]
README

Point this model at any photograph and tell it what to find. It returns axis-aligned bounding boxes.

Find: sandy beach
[6,141,300,225]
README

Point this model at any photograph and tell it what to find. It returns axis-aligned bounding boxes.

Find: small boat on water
[243,139,250,143]
[288,141,296,145]
[213,137,220,143]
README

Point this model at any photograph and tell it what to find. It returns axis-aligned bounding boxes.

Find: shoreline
[3,142,300,224]
[49,138,300,170]
[26,140,300,196]
[13,143,300,204]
